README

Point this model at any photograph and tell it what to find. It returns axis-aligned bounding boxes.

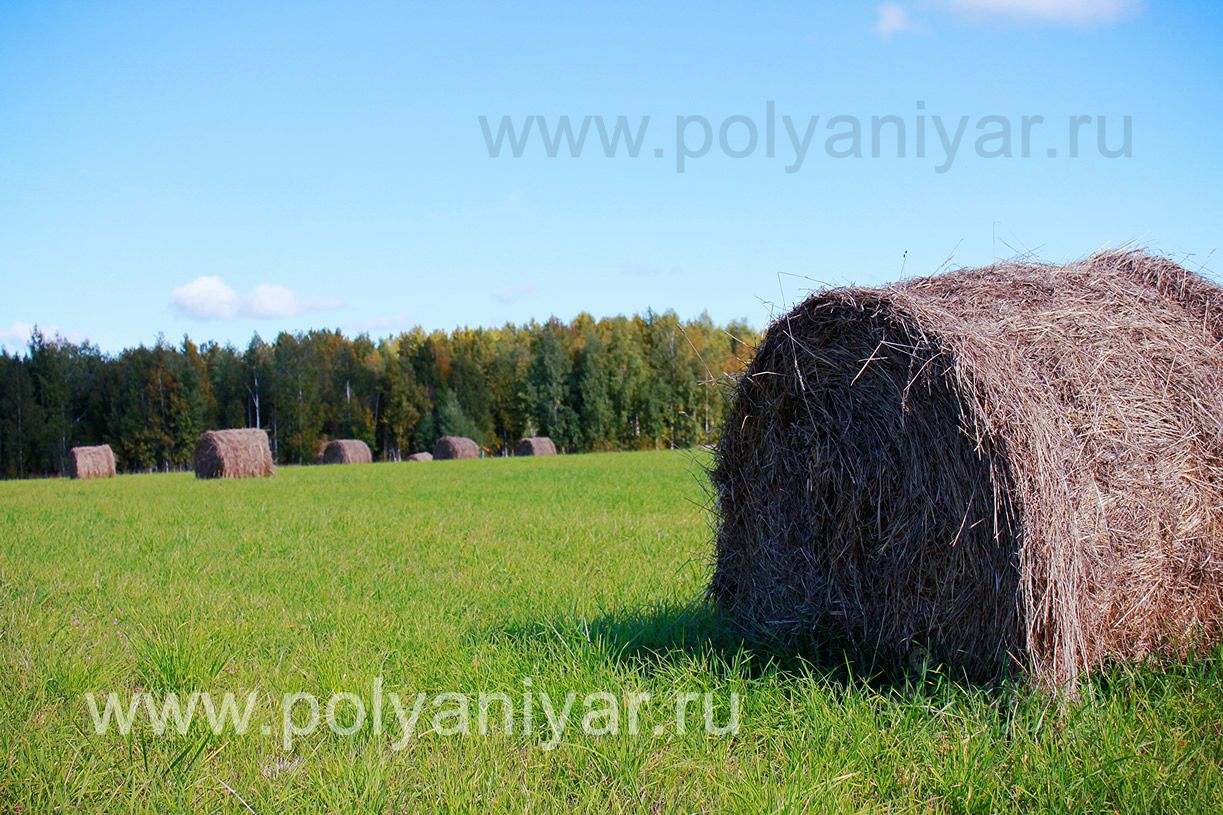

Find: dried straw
[193,429,275,479]
[711,250,1222,688]
[433,436,480,460]
[515,437,557,456]
[69,444,116,479]
[406,452,433,462]
[319,439,372,465]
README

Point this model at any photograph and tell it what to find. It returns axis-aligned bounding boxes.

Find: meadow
[1,450,1219,813]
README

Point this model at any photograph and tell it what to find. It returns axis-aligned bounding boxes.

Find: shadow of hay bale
[492,601,1013,692]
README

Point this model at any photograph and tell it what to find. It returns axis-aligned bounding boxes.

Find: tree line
[0,311,759,478]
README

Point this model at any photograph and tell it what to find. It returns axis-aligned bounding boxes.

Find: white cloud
[0,320,85,350]
[876,3,917,38]
[170,276,341,321]
[1,320,35,348]
[171,275,239,319]
[492,284,536,304]
[246,283,324,319]
[943,0,1141,24]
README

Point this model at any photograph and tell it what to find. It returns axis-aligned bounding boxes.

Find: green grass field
[1,450,1219,813]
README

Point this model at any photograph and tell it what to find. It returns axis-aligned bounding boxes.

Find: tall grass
[0,451,1218,812]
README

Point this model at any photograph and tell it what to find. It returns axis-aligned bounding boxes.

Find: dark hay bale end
[193,429,275,479]
[711,251,1222,689]
[69,444,116,479]
[319,439,372,465]
[433,436,479,460]
[406,452,433,462]
[515,437,557,456]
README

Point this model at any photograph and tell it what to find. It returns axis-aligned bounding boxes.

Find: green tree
[273,333,324,464]
[602,317,648,448]
[0,351,40,477]
[377,338,425,459]
[524,322,579,450]
[0,311,759,477]
[435,389,483,443]
[575,329,613,450]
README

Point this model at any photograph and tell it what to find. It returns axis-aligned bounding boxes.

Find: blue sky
[1,1,1219,352]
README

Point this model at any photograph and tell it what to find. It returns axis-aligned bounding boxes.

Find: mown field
[1,450,1219,813]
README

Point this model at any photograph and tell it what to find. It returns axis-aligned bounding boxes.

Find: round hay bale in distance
[515,436,557,456]
[406,452,433,462]
[433,436,479,460]
[319,439,372,465]
[69,444,116,479]
[193,429,275,479]
[711,251,1222,689]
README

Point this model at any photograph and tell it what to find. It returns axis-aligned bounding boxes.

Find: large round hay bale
[193,429,275,479]
[406,452,433,462]
[711,251,1222,688]
[433,436,479,460]
[319,439,372,465]
[69,444,116,479]
[515,436,557,456]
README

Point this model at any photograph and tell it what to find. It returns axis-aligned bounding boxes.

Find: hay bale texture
[711,251,1222,688]
[69,444,116,479]
[515,436,557,456]
[319,439,372,465]
[433,436,479,460]
[193,429,275,479]
[407,452,433,462]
